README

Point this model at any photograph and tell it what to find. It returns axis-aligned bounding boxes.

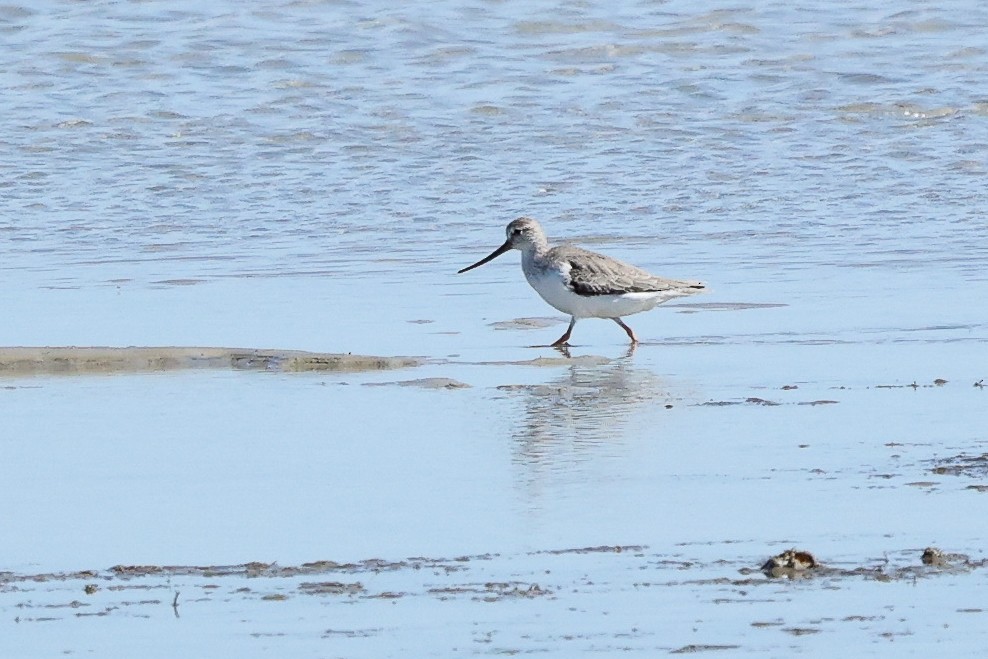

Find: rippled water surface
[3,1,988,656]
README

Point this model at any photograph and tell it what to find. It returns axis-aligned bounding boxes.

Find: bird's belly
[528,273,668,319]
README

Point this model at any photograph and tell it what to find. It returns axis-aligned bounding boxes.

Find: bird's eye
[512,228,522,235]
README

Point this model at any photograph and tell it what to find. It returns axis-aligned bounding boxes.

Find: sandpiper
[458,217,704,346]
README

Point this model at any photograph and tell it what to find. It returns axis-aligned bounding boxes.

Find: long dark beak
[457,240,512,274]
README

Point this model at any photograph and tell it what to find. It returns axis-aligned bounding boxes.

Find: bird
[457,217,704,347]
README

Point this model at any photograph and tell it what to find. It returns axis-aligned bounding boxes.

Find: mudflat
[0,347,420,375]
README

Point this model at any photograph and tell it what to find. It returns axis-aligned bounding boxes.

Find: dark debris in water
[752,546,987,582]
[480,582,551,601]
[922,547,947,566]
[917,547,984,571]
[323,628,381,638]
[670,644,742,653]
[696,373,986,405]
[699,397,837,407]
[929,453,988,479]
[94,556,478,582]
[761,549,817,578]
[428,581,550,602]
[874,378,951,390]
[829,378,988,391]
[6,544,988,626]
[298,581,365,596]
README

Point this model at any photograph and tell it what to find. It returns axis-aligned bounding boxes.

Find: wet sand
[0,347,420,375]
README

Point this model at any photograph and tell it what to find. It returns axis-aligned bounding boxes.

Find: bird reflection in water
[498,347,669,499]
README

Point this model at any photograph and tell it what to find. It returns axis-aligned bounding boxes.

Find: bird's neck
[520,245,549,272]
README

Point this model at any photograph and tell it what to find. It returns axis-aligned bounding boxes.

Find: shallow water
[3,0,988,656]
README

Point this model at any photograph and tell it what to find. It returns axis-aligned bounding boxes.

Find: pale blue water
[2,1,988,656]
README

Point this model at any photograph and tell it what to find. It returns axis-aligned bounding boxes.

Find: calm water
[3,2,988,656]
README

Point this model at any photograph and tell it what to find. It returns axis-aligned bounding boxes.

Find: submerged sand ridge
[0,347,421,375]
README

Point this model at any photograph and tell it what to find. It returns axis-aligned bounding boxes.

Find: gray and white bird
[458,217,704,346]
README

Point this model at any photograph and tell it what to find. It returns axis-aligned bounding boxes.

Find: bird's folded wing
[564,249,696,296]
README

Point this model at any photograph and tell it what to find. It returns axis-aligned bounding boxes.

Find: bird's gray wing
[559,247,705,297]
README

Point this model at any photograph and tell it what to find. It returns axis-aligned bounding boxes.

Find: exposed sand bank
[0,347,420,375]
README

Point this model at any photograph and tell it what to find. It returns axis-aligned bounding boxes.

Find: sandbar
[0,346,420,375]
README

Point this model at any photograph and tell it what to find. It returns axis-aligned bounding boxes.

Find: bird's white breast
[523,260,671,319]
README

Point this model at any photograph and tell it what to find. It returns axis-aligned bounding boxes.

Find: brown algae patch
[0,347,420,375]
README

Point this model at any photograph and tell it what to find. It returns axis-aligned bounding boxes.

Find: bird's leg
[550,317,576,347]
[552,345,572,359]
[613,318,639,345]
